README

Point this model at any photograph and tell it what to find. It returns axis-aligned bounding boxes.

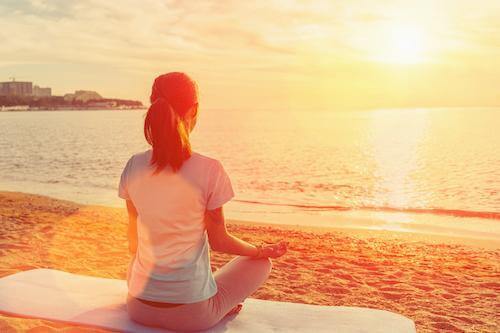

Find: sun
[348,20,431,65]
[374,23,428,64]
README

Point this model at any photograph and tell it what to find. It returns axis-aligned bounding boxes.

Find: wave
[233,199,500,220]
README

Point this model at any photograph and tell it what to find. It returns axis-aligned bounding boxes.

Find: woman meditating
[118,72,287,332]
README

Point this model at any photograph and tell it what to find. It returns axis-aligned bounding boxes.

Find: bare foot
[225,303,243,316]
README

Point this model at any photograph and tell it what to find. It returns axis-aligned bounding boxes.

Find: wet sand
[0,191,498,332]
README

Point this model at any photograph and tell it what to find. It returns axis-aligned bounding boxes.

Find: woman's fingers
[254,241,288,258]
[261,243,287,258]
[274,244,287,257]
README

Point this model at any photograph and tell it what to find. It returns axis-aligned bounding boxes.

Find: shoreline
[1,187,498,248]
[0,107,146,112]
[227,219,500,250]
[0,191,499,332]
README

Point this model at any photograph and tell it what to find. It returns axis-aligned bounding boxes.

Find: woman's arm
[205,207,287,258]
[126,199,138,255]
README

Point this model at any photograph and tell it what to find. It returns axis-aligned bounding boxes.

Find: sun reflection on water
[370,108,430,209]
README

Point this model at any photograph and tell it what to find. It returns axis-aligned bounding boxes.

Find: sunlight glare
[376,23,427,64]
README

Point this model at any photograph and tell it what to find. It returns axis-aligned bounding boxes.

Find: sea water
[1,108,499,239]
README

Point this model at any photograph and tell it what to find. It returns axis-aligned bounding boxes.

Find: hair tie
[153,96,166,104]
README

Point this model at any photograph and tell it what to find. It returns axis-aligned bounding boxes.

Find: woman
[118,72,287,332]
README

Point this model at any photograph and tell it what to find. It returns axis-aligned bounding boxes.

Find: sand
[0,191,498,333]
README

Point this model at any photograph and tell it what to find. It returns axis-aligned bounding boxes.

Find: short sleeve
[118,156,133,200]
[206,160,235,210]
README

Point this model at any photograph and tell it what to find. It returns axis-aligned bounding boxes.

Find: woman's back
[122,72,285,331]
[119,149,234,303]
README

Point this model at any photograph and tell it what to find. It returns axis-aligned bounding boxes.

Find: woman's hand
[254,241,288,259]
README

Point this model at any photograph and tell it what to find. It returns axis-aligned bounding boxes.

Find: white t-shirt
[118,149,234,303]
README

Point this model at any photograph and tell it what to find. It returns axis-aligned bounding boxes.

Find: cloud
[0,0,499,108]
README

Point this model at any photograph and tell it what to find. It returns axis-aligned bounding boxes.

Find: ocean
[1,107,499,239]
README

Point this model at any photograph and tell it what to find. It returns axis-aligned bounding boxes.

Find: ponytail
[144,72,198,174]
[144,97,192,174]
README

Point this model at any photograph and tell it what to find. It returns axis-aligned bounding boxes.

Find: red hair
[144,72,198,174]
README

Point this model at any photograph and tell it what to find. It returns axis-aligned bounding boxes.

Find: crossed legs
[127,256,273,332]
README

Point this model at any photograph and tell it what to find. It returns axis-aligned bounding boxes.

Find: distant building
[33,85,52,97]
[0,81,33,96]
[64,90,103,103]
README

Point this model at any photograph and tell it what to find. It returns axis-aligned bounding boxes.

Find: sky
[1,0,499,110]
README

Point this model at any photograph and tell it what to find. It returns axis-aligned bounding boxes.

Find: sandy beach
[0,191,498,333]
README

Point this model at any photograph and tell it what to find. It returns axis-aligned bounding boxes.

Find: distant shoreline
[0,107,147,112]
[0,95,144,111]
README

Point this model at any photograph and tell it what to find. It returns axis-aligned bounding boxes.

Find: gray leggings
[126,256,273,332]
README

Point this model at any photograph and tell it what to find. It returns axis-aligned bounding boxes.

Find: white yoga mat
[0,269,416,332]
